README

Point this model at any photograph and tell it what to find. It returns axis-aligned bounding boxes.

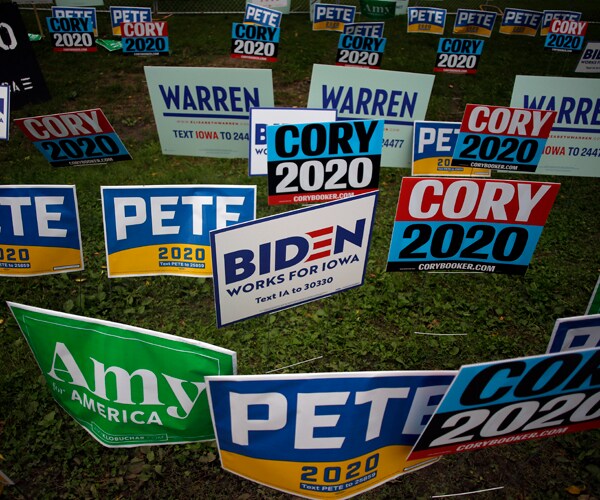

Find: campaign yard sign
[412,121,490,177]
[336,34,386,69]
[267,120,383,205]
[547,315,600,354]
[231,23,279,62]
[540,10,581,37]
[544,20,588,53]
[453,9,496,38]
[206,371,455,499]
[47,17,96,53]
[511,76,600,178]
[588,277,600,315]
[386,177,560,275]
[313,4,356,32]
[211,191,378,327]
[576,43,600,73]
[0,3,50,110]
[0,85,9,140]
[249,107,337,176]
[451,104,557,173]
[145,66,274,158]
[122,22,169,56]
[407,8,446,35]
[15,109,132,167]
[8,302,236,448]
[344,22,384,38]
[408,348,600,461]
[244,3,282,28]
[0,185,83,276]
[499,8,542,36]
[434,38,483,75]
[51,6,97,36]
[101,185,256,278]
[307,64,434,168]
[246,0,290,16]
[110,6,152,36]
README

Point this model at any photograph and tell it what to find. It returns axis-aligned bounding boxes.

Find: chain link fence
[14,0,599,19]
[150,0,503,14]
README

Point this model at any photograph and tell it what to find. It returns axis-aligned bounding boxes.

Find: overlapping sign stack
[2,2,600,498]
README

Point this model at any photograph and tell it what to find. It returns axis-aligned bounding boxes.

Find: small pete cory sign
[8,302,237,447]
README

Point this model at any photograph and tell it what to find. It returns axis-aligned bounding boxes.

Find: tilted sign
[407,8,446,35]
[109,6,152,36]
[0,3,50,110]
[386,177,560,275]
[499,9,542,37]
[207,371,455,499]
[453,9,496,38]
[51,6,97,36]
[547,315,600,354]
[101,185,256,278]
[267,119,383,205]
[0,185,83,276]
[451,104,557,173]
[211,191,378,327]
[540,10,581,37]
[145,66,274,158]
[231,23,279,62]
[408,348,600,460]
[412,121,490,177]
[307,64,434,168]
[313,4,356,32]
[434,38,483,75]
[336,34,386,69]
[46,17,96,53]
[249,107,337,176]
[8,302,236,447]
[15,109,131,167]
[0,85,9,140]
[511,76,600,177]
[544,20,587,53]
[244,3,282,27]
[576,42,600,73]
[122,22,169,56]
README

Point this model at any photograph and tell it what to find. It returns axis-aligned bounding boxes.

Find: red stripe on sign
[549,19,588,36]
[409,420,600,462]
[460,104,556,138]
[15,109,114,141]
[306,250,331,262]
[394,177,560,225]
[121,21,168,37]
[312,238,333,250]
[308,227,334,238]
[268,189,375,206]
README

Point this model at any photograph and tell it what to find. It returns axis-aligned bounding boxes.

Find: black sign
[0,4,50,109]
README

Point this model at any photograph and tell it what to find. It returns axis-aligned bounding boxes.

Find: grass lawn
[1,5,600,499]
